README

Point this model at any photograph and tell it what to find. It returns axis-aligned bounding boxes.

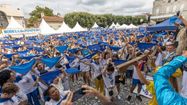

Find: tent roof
[115,23,121,28]
[6,17,23,29]
[39,19,56,35]
[56,21,72,33]
[109,22,116,28]
[147,16,182,31]
[92,22,99,28]
[128,24,138,28]
[71,22,87,32]
[118,24,128,29]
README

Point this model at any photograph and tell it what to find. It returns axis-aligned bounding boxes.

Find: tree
[27,6,54,27]
[64,12,148,28]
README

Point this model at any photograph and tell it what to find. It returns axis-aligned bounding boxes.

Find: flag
[17,50,29,57]
[12,45,21,50]
[169,16,178,24]
[65,68,80,74]
[137,43,156,52]
[65,55,76,63]
[68,48,79,54]
[81,49,90,56]
[109,46,122,51]
[20,55,38,61]
[112,60,126,66]
[81,52,97,60]
[9,59,36,75]
[56,46,68,53]
[88,44,101,52]
[41,57,61,68]
[40,70,61,85]
[4,53,15,59]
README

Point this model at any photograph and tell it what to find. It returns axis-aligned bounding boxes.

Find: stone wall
[152,0,187,20]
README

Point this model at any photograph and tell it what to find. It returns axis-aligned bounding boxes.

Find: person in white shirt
[44,85,70,105]
[155,46,166,67]
[162,42,176,64]
[16,72,40,105]
[79,58,91,85]
[0,70,28,105]
[102,63,118,100]
[80,54,104,95]
[91,55,104,94]
[0,83,19,105]
[126,52,144,102]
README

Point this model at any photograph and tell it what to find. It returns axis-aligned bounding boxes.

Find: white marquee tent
[128,24,138,28]
[56,21,72,33]
[6,17,24,29]
[115,23,121,28]
[92,22,99,28]
[117,24,128,29]
[39,19,56,35]
[71,22,87,32]
[109,22,116,28]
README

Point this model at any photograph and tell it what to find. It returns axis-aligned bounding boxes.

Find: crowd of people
[0,15,186,105]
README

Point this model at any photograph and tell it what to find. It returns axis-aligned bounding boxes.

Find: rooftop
[43,16,63,22]
[0,4,24,17]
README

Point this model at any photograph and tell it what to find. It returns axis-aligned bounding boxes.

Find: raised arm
[153,52,187,105]
[134,62,150,85]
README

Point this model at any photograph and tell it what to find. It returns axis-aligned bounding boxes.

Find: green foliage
[27,6,147,28]
[64,12,148,28]
[28,6,54,27]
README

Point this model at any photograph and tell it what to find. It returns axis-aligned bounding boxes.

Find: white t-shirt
[12,85,28,104]
[17,72,37,94]
[132,65,139,80]
[155,52,163,67]
[0,99,18,105]
[90,62,102,79]
[80,59,90,72]
[69,58,79,68]
[102,71,118,89]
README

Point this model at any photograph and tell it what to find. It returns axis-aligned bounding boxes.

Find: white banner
[2,28,40,35]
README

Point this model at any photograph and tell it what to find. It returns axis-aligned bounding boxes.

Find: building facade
[151,0,187,22]
[0,4,25,29]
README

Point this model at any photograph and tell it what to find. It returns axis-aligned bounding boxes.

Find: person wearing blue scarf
[153,51,187,105]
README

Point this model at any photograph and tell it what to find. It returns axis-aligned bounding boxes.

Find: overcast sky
[0,0,154,17]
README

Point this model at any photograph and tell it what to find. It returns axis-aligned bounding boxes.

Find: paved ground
[69,78,150,105]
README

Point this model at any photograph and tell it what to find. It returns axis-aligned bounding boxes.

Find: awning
[151,14,175,20]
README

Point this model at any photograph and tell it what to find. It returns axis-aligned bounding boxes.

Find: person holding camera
[44,85,71,105]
